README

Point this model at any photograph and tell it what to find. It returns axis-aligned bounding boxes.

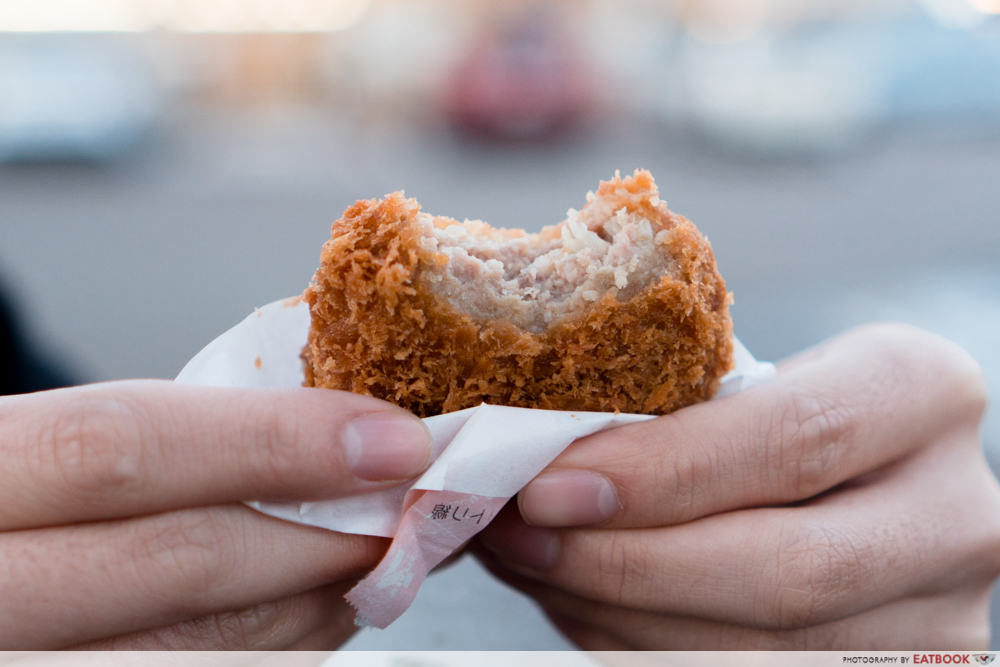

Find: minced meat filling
[419,199,673,333]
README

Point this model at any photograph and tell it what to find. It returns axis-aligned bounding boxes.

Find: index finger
[0,380,432,530]
[517,323,987,529]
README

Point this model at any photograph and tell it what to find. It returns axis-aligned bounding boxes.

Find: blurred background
[1,0,998,650]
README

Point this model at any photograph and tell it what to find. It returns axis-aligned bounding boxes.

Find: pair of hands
[476,323,1000,649]
[0,323,997,649]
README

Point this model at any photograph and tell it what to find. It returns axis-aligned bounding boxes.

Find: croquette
[303,169,733,417]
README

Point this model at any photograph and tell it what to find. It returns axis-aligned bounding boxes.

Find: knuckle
[961,618,992,651]
[966,618,992,651]
[922,587,993,651]
[795,620,854,650]
[769,391,852,499]
[108,599,297,650]
[642,427,700,523]
[28,390,147,502]
[126,509,240,606]
[854,323,988,420]
[241,393,305,488]
[763,521,865,630]
[605,416,701,525]
[633,415,718,524]
[589,532,655,607]
[188,600,292,650]
[935,343,989,422]
[664,450,701,523]
[731,626,793,650]
[969,479,1000,574]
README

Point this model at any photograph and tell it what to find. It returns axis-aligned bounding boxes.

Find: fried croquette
[302,169,733,417]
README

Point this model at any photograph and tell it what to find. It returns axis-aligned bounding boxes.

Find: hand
[476,324,1000,649]
[0,380,432,649]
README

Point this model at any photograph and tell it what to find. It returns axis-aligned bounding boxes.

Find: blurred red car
[444,16,592,141]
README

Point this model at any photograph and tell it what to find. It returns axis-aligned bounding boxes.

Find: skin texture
[476,323,1000,650]
[2,324,995,650]
[0,381,433,650]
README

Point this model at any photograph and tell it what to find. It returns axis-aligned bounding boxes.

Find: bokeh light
[0,0,371,33]
[967,0,1000,14]
[0,0,157,32]
[161,0,370,33]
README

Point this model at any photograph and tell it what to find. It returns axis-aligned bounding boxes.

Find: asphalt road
[2,108,998,649]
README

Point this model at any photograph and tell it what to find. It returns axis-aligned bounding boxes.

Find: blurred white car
[674,14,1000,155]
[0,36,159,161]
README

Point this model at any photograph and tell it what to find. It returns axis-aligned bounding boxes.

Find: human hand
[0,380,432,649]
[476,324,1000,649]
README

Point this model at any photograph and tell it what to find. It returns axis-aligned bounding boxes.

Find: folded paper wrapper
[175,296,777,629]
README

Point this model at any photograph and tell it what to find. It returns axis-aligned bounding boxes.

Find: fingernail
[520,470,619,527]
[480,522,560,572]
[343,413,431,481]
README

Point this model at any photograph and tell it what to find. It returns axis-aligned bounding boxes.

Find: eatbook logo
[974,655,996,665]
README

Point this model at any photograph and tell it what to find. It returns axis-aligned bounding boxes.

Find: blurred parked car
[674,12,1000,155]
[444,12,592,141]
[0,36,159,162]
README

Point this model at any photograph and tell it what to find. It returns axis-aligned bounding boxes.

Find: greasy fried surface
[303,170,733,417]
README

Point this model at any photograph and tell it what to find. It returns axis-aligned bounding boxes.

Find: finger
[0,504,386,649]
[546,613,631,651]
[517,323,987,528]
[73,582,357,650]
[285,607,360,651]
[481,441,1000,630]
[0,380,432,530]
[483,557,993,651]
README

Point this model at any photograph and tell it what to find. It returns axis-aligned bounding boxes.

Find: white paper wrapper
[176,297,776,629]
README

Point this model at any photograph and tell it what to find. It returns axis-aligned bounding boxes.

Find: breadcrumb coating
[303,169,733,417]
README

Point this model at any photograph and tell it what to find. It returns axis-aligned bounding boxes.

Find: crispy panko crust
[303,170,733,417]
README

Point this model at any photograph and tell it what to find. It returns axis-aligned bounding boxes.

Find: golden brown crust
[303,170,733,417]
